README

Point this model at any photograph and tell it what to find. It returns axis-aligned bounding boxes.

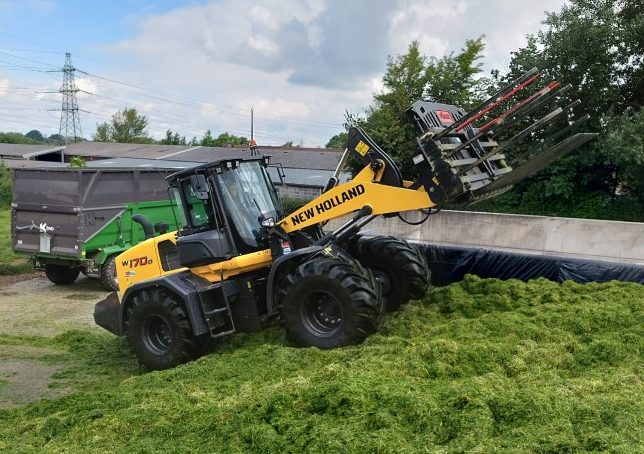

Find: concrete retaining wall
[329,210,644,265]
[276,184,321,200]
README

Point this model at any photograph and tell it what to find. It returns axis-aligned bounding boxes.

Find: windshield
[214,161,282,248]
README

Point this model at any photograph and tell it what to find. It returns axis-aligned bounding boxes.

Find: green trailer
[11,167,182,290]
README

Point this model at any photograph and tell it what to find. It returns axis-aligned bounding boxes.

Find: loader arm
[279,163,434,233]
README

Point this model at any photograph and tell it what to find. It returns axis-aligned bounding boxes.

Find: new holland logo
[290,184,365,226]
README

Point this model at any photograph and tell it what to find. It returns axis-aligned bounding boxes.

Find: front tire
[44,264,79,285]
[277,256,382,349]
[125,289,200,370]
[351,236,430,311]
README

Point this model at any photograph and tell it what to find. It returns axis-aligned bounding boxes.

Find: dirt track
[0,275,112,407]
[0,274,110,337]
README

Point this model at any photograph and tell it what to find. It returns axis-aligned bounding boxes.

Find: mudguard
[265,245,324,316]
[119,270,215,336]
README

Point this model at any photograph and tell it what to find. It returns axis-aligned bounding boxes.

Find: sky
[0,0,567,147]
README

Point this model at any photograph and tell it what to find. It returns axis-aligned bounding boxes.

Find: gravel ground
[0,275,110,337]
[0,275,112,407]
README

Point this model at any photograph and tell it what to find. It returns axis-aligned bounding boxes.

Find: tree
[48,134,64,144]
[481,0,644,219]
[424,37,486,110]
[93,108,152,143]
[326,132,348,149]
[343,38,487,176]
[200,130,248,147]
[25,130,44,143]
[0,162,11,208]
[0,132,39,144]
[600,108,644,202]
[200,129,216,147]
[93,123,110,142]
[69,156,87,168]
[160,129,186,145]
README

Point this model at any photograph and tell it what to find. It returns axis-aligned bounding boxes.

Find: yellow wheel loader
[94,67,596,370]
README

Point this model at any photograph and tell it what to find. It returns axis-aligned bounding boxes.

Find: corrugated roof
[0,142,345,172]
[64,143,343,170]
[269,167,352,187]
[0,143,64,158]
[1,158,67,169]
[84,157,198,170]
[85,157,349,187]
[65,142,190,159]
[182,146,342,170]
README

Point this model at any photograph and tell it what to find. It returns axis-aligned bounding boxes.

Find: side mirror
[154,222,169,234]
[189,174,209,200]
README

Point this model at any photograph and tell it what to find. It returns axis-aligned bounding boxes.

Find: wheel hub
[372,268,392,296]
[301,290,342,336]
[143,315,172,355]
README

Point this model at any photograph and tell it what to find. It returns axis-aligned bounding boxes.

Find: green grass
[0,209,32,275]
[0,276,643,453]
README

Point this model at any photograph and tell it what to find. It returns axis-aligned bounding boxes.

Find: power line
[0,45,343,143]
[0,47,65,55]
[0,50,58,68]
[0,31,66,54]
[0,47,341,134]
[76,82,334,141]
[77,70,341,130]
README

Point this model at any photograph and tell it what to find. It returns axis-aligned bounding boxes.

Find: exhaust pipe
[132,214,155,240]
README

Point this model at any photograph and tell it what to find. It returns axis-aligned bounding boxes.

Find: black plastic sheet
[417,243,644,286]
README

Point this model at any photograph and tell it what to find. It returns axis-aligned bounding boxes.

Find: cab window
[180,179,220,229]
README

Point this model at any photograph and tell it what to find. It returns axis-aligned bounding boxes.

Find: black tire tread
[352,235,430,310]
[277,256,381,348]
[99,255,119,291]
[44,264,79,285]
[124,289,202,370]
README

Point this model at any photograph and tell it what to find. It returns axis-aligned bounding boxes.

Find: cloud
[0,79,9,96]
[27,0,55,15]
[0,0,55,15]
[0,0,568,145]
[229,0,398,89]
[75,77,97,95]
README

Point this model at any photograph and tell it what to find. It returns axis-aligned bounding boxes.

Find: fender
[265,245,324,316]
[120,270,215,336]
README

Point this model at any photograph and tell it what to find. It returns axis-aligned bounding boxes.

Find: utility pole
[250,106,259,155]
[56,53,83,146]
[250,106,254,142]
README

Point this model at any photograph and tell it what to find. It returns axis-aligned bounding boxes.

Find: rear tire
[44,264,79,285]
[99,255,119,291]
[277,256,382,349]
[351,236,430,311]
[125,289,200,370]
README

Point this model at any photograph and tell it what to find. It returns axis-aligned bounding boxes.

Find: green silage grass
[1,276,642,453]
[0,209,32,275]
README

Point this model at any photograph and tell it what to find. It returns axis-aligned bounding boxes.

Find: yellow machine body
[114,161,437,296]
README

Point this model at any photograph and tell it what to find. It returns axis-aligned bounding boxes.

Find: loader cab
[168,157,284,268]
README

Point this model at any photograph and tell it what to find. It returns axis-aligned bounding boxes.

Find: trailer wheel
[277,256,381,349]
[351,236,430,311]
[44,264,80,285]
[99,255,119,291]
[125,289,199,370]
